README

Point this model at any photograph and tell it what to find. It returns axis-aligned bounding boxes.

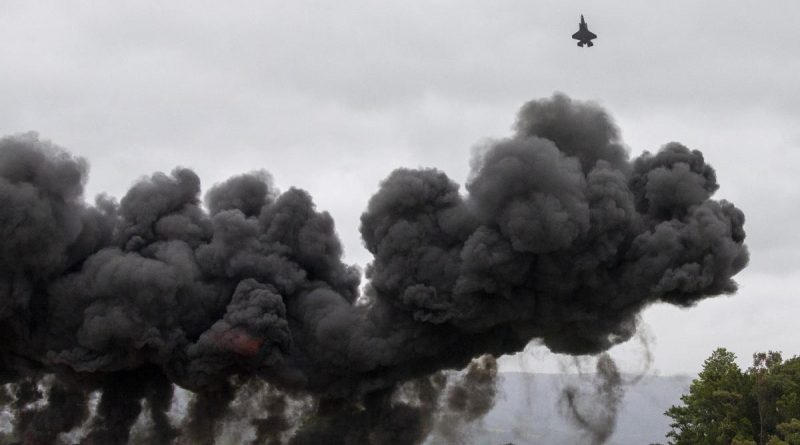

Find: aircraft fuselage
[572,15,597,47]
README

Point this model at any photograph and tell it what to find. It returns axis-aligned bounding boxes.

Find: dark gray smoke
[0,93,748,443]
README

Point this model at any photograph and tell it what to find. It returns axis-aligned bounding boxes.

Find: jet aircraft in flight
[572,14,597,47]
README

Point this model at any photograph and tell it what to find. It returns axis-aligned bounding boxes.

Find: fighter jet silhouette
[572,15,597,47]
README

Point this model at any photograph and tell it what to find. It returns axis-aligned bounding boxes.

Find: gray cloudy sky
[1,0,797,375]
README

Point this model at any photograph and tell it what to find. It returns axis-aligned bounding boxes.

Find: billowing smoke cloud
[0,93,748,443]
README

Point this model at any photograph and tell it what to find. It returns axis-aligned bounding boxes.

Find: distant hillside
[428,372,692,445]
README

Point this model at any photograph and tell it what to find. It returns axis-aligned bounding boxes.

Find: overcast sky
[1,0,797,376]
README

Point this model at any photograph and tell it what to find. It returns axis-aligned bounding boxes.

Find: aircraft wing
[572,29,596,40]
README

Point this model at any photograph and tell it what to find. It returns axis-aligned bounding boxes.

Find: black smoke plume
[0,93,748,443]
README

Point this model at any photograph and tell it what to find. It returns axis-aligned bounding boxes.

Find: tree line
[662,348,800,445]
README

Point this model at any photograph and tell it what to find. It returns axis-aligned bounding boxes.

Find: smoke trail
[433,355,499,443]
[560,354,623,445]
[19,381,89,444]
[247,387,292,445]
[0,93,748,443]
[554,320,654,444]
[179,381,235,445]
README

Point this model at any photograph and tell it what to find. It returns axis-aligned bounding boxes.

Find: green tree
[775,418,800,444]
[751,351,785,444]
[666,350,800,445]
[666,348,754,444]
